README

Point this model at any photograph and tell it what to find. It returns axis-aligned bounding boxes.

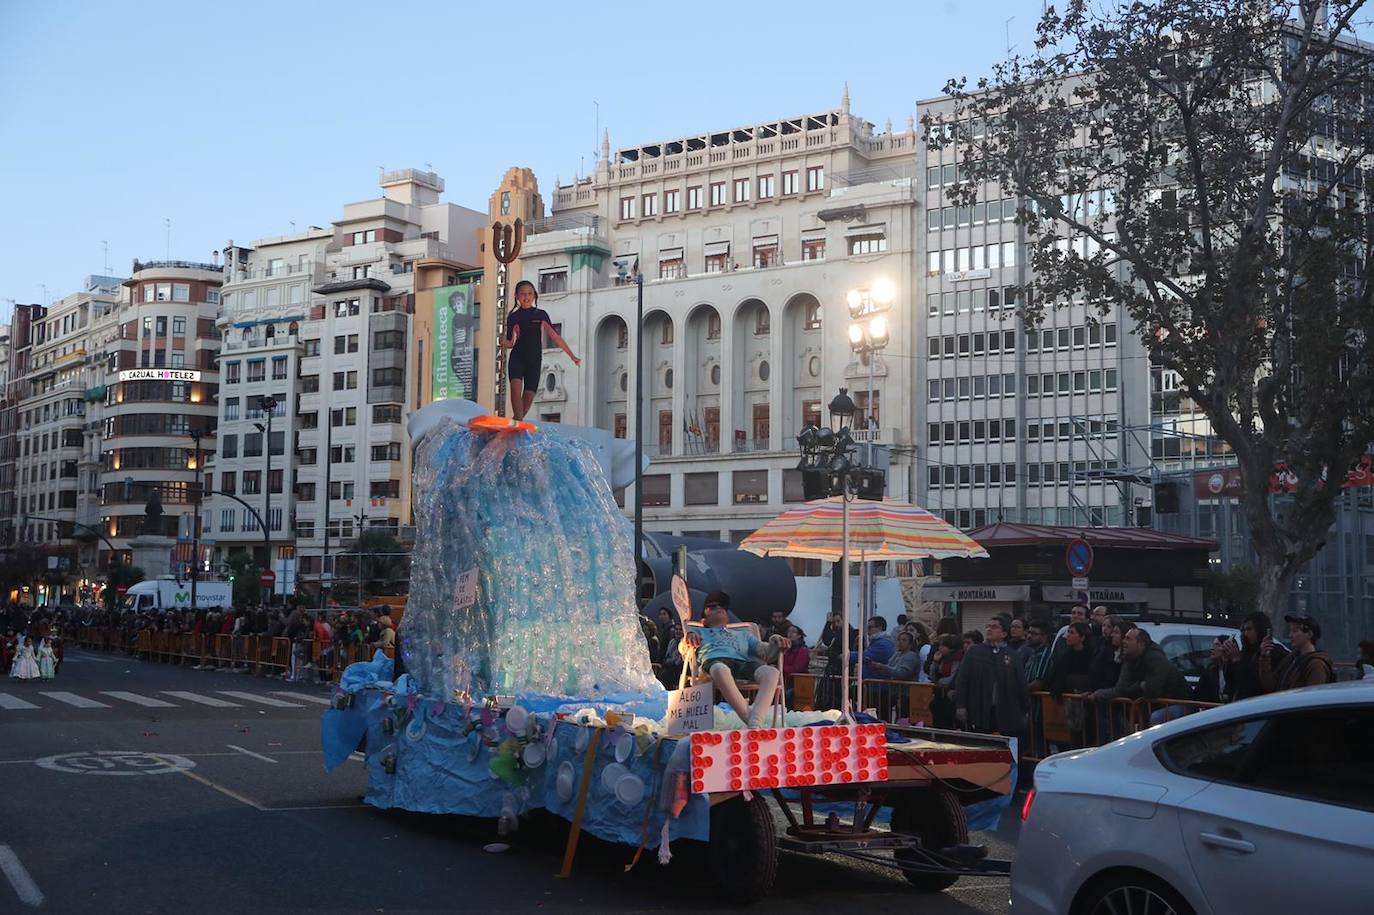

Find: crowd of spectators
[8,599,399,684]
[679,601,1370,749]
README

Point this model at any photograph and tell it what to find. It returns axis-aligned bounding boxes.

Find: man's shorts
[506,354,542,390]
[705,657,762,681]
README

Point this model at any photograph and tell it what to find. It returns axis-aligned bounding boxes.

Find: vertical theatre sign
[431,284,475,402]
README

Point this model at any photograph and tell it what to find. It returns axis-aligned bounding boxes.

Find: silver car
[1011,681,1374,914]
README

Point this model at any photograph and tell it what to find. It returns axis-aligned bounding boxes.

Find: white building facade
[521,93,921,541]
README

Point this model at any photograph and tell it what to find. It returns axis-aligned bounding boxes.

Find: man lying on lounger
[683,591,791,728]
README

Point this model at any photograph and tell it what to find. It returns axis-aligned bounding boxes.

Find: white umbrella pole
[855,559,864,714]
[840,494,851,722]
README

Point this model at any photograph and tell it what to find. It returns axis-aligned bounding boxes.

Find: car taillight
[1021,788,1037,822]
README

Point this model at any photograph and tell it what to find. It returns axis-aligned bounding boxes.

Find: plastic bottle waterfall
[403,417,660,700]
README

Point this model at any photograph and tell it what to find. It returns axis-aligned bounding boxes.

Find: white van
[121,579,233,614]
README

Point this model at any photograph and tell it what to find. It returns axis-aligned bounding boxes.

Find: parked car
[1011,681,1374,914]
[1052,621,1241,685]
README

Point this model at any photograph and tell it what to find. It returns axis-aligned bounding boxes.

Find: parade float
[321,400,1015,904]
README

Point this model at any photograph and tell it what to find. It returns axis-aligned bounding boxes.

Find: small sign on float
[665,685,714,736]
[454,568,478,610]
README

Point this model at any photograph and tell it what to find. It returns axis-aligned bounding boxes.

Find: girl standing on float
[499,280,580,421]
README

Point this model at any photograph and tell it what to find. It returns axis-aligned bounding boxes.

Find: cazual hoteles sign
[118,369,201,382]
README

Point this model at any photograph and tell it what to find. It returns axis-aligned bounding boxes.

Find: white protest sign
[665,684,714,736]
[454,568,478,610]
[670,574,692,627]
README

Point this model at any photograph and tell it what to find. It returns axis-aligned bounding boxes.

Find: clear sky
[0,0,1046,317]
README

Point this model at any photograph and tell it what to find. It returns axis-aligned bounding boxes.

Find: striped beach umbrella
[739,496,989,562]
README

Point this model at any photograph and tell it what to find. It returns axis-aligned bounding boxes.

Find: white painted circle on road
[35,750,196,776]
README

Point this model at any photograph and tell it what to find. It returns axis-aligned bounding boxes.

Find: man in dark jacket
[1093,628,1191,724]
[954,615,1030,737]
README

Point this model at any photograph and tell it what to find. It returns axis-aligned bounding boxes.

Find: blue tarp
[323,684,710,846]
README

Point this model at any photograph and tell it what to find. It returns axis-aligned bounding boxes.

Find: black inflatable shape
[638,532,796,626]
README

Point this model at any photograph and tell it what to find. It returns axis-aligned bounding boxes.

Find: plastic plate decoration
[504,705,529,735]
[574,725,590,752]
[405,717,427,741]
[614,773,645,807]
[556,761,576,801]
[614,733,633,763]
[522,742,546,768]
[600,762,628,793]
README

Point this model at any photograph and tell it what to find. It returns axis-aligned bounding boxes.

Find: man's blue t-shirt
[696,626,761,665]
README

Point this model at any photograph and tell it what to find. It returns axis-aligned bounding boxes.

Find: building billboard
[431,284,475,402]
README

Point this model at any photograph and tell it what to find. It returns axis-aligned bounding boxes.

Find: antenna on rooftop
[164,217,171,261]
[101,240,110,276]
[1006,15,1016,57]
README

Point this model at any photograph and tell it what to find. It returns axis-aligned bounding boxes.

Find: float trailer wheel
[889,786,969,891]
[708,794,778,905]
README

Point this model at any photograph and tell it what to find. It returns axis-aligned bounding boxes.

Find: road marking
[0,694,40,710]
[0,844,43,907]
[271,691,331,705]
[102,691,177,708]
[226,744,278,764]
[162,691,240,708]
[216,691,303,708]
[36,751,195,776]
[62,651,116,664]
[39,691,110,708]
[180,769,266,810]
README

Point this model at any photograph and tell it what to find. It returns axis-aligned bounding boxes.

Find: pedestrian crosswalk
[0,688,330,712]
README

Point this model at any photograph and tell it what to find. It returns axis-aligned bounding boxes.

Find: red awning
[966,522,1218,552]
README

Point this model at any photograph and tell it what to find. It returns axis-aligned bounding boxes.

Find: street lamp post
[189,428,203,608]
[845,279,895,469]
[633,267,644,590]
[353,513,367,606]
[257,395,278,608]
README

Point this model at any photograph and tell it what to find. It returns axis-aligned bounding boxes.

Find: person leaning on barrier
[1048,622,1093,699]
[1087,615,1123,692]
[1023,621,1055,691]
[1259,612,1335,692]
[851,616,895,681]
[954,615,1030,736]
[1220,611,1287,701]
[1092,627,1190,710]
[868,629,923,681]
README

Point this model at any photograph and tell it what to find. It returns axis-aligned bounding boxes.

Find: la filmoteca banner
[118,369,201,382]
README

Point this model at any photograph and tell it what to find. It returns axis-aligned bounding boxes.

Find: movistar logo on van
[175,591,190,603]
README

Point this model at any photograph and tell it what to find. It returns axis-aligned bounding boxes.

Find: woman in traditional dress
[10,637,40,681]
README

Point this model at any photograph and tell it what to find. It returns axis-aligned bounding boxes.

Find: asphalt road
[0,649,1018,914]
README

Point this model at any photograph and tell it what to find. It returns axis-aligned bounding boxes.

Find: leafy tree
[224,552,263,608]
[341,529,408,601]
[1204,564,1262,619]
[931,0,1374,618]
[104,562,146,611]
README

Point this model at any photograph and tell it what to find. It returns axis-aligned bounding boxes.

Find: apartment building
[213,169,483,599]
[519,91,920,541]
[9,280,123,595]
[95,261,222,578]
